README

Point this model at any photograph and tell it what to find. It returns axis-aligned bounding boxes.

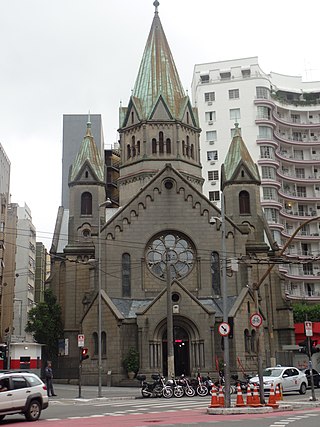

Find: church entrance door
[162,326,189,377]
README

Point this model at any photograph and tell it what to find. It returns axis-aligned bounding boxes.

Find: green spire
[70,119,104,183]
[223,123,260,183]
[132,2,186,119]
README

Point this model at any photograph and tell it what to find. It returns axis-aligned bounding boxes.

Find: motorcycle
[178,375,196,397]
[231,373,252,392]
[137,373,173,398]
[167,376,184,398]
[191,374,209,397]
[214,371,236,395]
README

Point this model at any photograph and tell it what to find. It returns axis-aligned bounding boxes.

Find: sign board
[218,322,231,337]
[250,313,263,328]
[78,334,85,347]
[305,321,313,337]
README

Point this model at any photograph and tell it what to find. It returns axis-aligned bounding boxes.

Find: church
[49,2,295,385]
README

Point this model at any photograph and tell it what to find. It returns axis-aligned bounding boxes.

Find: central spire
[132,2,186,119]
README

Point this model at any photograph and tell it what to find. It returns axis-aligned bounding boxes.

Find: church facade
[49,3,295,385]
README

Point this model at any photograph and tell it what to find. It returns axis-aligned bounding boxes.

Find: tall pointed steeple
[132,1,186,119]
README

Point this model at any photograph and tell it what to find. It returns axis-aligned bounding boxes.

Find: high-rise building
[192,57,320,302]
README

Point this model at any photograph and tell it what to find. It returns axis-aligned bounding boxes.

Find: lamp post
[98,198,112,398]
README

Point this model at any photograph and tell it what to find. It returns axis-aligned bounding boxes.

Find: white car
[249,366,308,395]
[0,371,49,421]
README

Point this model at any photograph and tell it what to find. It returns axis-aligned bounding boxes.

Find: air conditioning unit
[210,161,215,165]
[208,120,213,125]
[207,101,213,105]
[211,181,216,185]
[209,140,214,145]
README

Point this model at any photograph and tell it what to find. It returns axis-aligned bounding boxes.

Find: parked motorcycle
[167,376,184,398]
[137,373,173,398]
[231,373,252,392]
[192,374,209,397]
[178,375,196,397]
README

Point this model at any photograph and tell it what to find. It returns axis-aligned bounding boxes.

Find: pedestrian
[45,361,57,397]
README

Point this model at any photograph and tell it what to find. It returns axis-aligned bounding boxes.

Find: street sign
[250,313,263,328]
[305,321,313,337]
[218,322,231,337]
[78,334,85,347]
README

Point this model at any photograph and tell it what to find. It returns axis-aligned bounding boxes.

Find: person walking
[45,361,57,397]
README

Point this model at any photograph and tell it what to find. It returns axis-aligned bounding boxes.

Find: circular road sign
[218,322,231,337]
[250,313,263,328]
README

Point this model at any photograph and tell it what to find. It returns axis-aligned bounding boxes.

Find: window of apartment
[258,126,272,139]
[220,71,231,80]
[230,108,240,121]
[229,89,239,99]
[291,114,301,123]
[208,170,219,181]
[256,86,269,99]
[261,166,275,180]
[257,106,270,119]
[204,92,215,102]
[264,208,278,223]
[206,130,217,141]
[209,191,220,202]
[231,127,241,137]
[207,151,218,161]
[297,186,307,197]
[260,146,274,159]
[263,187,277,200]
[292,131,302,141]
[200,74,209,83]
[241,68,251,78]
[295,168,305,179]
[294,149,304,160]
[205,111,216,122]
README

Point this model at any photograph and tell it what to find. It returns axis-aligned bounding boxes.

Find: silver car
[249,365,308,394]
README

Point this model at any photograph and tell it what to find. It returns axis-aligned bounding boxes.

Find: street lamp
[210,193,231,407]
[97,198,112,398]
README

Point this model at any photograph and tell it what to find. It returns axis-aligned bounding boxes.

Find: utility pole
[166,254,175,378]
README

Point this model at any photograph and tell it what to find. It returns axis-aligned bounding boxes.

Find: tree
[25,289,63,360]
[293,303,320,323]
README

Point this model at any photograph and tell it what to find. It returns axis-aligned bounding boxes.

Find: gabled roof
[222,123,260,185]
[132,5,186,120]
[70,121,104,183]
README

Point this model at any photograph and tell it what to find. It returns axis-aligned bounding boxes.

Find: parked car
[0,371,49,421]
[249,365,308,394]
[302,368,320,388]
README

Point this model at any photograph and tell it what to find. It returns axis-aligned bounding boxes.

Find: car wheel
[299,382,307,395]
[24,400,41,421]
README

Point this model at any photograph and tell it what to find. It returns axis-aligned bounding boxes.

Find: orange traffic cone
[266,383,279,409]
[250,383,263,407]
[235,383,246,407]
[275,384,281,402]
[218,384,225,406]
[209,385,221,408]
[246,383,253,406]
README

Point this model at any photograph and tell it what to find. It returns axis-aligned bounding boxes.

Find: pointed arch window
[92,332,98,355]
[182,140,186,156]
[127,144,131,159]
[131,111,134,124]
[244,329,250,353]
[211,251,221,295]
[191,144,194,159]
[122,253,131,297]
[186,111,189,124]
[152,138,157,154]
[186,136,190,157]
[239,190,250,214]
[81,192,92,215]
[159,132,164,154]
[137,140,141,155]
[166,138,171,154]
[101,331,107,356]
[251,329,256,353]
[132,136,136,157]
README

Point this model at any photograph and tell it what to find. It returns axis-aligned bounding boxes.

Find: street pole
[253,283,265,404]
[307,336,316,401]
[166,254,175,379]
[78,347,83,398]
[221,195,231,407]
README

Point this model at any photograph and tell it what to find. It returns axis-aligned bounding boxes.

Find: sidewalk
[52,383,141,401]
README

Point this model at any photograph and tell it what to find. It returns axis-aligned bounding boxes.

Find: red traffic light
[81,347,89,361]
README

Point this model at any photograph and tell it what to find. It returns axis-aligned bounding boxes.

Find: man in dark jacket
[45,361,57,397]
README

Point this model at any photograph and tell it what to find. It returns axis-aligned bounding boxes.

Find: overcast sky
[1,0,320,249]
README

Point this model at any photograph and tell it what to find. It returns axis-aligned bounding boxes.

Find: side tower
[118,1,203,205]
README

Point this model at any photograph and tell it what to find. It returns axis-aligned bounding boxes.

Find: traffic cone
[218,384,225,406]
[279,384,283,401]
[275,384,281,402]
[209,384,221,408]
[266,383,279,409]
[250,383,263,407]
[235,383,246,407]
[246,383,253,406]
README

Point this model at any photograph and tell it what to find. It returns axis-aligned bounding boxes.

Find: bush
[123,347,139,373]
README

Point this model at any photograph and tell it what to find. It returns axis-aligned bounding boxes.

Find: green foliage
[293,303,320,323]
[123,347,139,373]
[25,289,63,359]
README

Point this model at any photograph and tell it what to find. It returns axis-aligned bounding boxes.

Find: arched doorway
[162,326,190,376]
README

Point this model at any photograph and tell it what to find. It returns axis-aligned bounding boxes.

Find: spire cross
[153,0,159,13]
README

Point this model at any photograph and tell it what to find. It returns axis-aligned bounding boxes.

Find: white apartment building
[192,56,320,302]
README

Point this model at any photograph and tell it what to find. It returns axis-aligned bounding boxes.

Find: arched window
[244,329,250,353]
[211,251,221,295]
[127,144,131,159]
[132,136,136,157]
[122,253,131,297]
[137,140,140,155]
[166,138,171,154]
[85,171,89,178]
[182,140,185,156]
[251,329,256,353]
[102,331,107,356]
[239,190,250,214]
[92,332,98,355]
[131,111,134,124]
[81,192,92,215]
[186,136,190,157]
[190,144,194,159]
[186,111,189,124]
[152,138,157,154]
[159,132,164,154]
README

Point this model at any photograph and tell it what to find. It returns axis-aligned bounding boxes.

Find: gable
[69,160,104,185]
[149,95,173,120]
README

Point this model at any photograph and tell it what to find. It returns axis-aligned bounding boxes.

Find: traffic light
[0,345,7,360]
[310,340,320,355]
[81,347,89,362]
[298,339,308,355]
[298,339,320,357]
